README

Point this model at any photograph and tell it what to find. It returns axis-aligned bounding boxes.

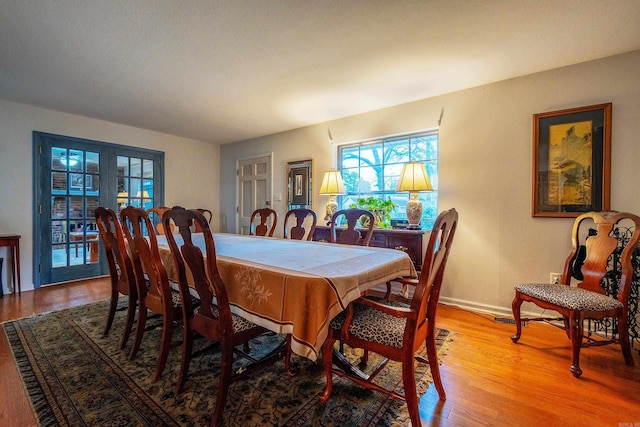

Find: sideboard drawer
[312,226,425,270]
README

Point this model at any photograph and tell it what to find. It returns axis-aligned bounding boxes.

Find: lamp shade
[319,169,346,195]
[396,162,432,192]
[136,190,150,198]
[117,191,129,203]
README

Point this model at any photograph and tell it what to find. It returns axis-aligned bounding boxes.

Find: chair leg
[104,287,119,336]
[426,332,446,401]
[129,303,147,360]
[511,294,523,343]
[153,314,172,382]
[569,314,583,378]
[402,352,421,427]
[211,343,233,427]
[120,294,137,350]
[618,313,635,366]
[175,328,194,395]
[320,333,336,403]
[285,334,296,376]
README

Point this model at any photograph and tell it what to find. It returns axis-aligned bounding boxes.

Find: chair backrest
[120,206,172,309]
[329,208,375,246]
[194,208,213,232]
[283,208,317,240]
[410,208,458,347]
[94,207,136,297]
[562,211,640,305]
[250,208,278,237]
[197,208,213,224]
[164,207,232,329]
[146,206,174,235]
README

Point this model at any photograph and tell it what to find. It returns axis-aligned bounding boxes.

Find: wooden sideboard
[312,226,426,271]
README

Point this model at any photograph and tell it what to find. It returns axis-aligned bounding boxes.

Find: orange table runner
[156,233,416,360]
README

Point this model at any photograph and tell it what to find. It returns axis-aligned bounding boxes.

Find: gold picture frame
[532,103,611,217]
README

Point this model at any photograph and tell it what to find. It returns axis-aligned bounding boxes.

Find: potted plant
[349,196,397,228]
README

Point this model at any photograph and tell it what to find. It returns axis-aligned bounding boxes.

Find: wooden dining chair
[512,211,640,377]
[250,208,278,237]
[146,206,174,235]
[329,208,375,246]
[194,208,213,232]
[321,208,458,427]
[94,207,138,351]
[120,206,198,382]
[163,207,284,427]
[283,208,317,240]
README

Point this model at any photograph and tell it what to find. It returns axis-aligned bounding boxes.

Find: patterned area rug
[3,299,454,426]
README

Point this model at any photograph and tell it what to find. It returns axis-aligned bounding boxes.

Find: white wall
[220,50,640,315]
[0,100,219,292]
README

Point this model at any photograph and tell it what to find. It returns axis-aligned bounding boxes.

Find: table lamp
[319,169,346,221]
[396,162,432,229]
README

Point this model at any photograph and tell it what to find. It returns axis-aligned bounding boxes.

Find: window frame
[336,129,438,229]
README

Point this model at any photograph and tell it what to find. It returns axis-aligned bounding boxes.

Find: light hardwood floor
[2,279,640,426]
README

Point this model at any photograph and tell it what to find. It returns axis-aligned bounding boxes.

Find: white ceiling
[1,1,639,145]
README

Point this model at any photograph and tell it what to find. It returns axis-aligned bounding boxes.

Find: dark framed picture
[532,103,611,217]
[291,167,309,205]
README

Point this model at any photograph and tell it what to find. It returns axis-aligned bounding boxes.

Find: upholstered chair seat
[515,283,624,312]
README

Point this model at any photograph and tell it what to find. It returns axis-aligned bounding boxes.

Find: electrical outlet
[550,273,562,284]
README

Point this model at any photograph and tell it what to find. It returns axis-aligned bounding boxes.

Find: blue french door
[33,132,164,287]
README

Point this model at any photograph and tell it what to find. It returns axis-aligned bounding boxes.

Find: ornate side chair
[329,208,375,246]
[164,207,284,427]
[321,208,458,427]
[512,211,640,377]
[249,208,278,237]
[283,208,317,241]
[120,206,197,382]
[94,207,138,350]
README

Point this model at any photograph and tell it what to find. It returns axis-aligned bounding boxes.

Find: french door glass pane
[117,155,156,214]
[51,147,101,268]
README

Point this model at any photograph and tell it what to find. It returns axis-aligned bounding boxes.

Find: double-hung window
[337,130,438,229]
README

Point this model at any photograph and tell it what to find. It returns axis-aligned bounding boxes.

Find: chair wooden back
[194,208,213,232]
[146,206,174,235]
[330,208,375,246]
[563,211,640,302]
[283,208,317,240]
[164,207,231,332]
[411,208,458,348]
[94,207,136,298]
[120,206,172,313]
[250,208,278,237]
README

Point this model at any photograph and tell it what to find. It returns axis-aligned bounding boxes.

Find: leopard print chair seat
[514,283,623,311]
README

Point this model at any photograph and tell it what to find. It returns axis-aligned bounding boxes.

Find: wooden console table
[312,226,426,270]
[0,234,21,295]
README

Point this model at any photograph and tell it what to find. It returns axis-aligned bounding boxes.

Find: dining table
[154,232,416,361]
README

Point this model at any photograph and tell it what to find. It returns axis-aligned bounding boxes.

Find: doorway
[237,154,272,234]
[33,132,164,287]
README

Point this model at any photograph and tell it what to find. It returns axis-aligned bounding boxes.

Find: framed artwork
[69,173,84,190]
[532,103,611,217]
[287,159,313,209]
[70,173,92,190]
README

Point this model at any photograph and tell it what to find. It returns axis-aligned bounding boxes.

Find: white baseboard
[439,296,548,320]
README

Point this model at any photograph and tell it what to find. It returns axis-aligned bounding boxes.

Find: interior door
[33,132,164,287]
[237,155,272,234]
